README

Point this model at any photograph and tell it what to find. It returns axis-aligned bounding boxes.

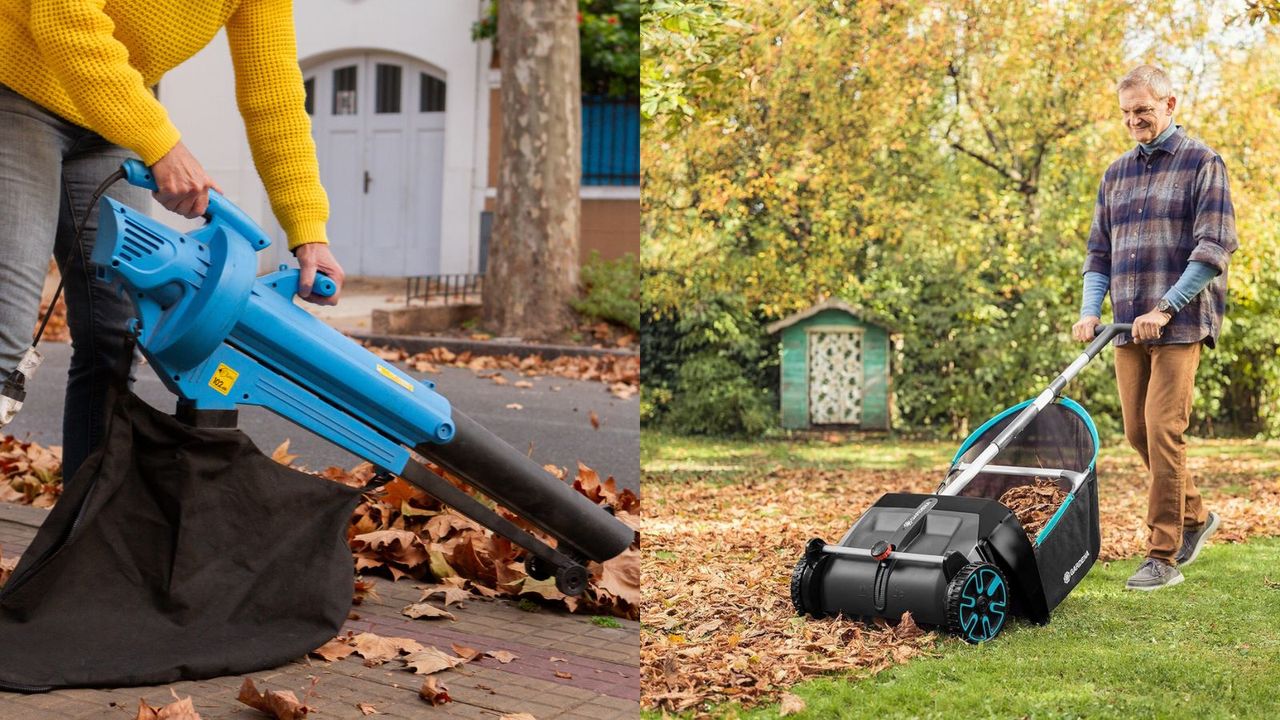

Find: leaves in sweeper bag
[999,478,1071,543]
[236,678,310,720]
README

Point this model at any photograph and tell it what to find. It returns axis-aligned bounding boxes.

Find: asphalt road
[6,342,639,492]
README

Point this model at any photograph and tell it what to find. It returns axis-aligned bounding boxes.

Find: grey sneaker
[1174,512,1220,567]
[1125,558,1184,591]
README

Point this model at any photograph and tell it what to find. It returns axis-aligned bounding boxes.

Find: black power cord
[3,167,127,417]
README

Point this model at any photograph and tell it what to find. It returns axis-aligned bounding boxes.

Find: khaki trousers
[1114,341,1208,564]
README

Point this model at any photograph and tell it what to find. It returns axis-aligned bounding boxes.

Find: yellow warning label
[209,363,239,396]
[378,364,415,392]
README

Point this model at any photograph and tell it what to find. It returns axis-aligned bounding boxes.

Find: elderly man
[0,0,344,483]
[1072,65,1237,590]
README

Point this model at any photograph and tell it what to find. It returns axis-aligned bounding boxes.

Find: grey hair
[1117,65,1173,99]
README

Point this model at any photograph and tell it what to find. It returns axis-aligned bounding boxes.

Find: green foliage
[643,0,1280,438]
[640,0,747,134]
[591,615,623,628]
[474,0,639,98]
[572,252,641,330]
[667,353,775,436]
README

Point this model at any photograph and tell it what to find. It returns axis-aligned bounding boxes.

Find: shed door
[808,329,863,425]
[304,53,446,276]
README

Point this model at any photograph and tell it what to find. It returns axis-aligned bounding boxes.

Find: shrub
[573,252,640,331]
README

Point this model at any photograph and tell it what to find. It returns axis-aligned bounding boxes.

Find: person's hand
[1132,309,1170,343]
[1072,315,1101,343]
[151,141,221,218]
[293,242,345,306]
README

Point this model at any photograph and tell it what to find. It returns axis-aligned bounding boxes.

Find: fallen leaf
[271,440,298,466]
[356,703,378,716]
[550,656,568,663]
[419,677,452,705]
[500,714,538,720]
[554,670,573,680]
[491,375,509,385]
[589,410,600,429]
[514,380,533,389]
[349,633,424,665]
[311,637,356,662]
[450,643,482,662]
[236,678,310,720]
[402,602,455,621]
[418,584,471,606]
[486,649,518,664]
[135,693,202,719]
[506,403,524,410]
[779,692,806,716]
[403,647,465,675]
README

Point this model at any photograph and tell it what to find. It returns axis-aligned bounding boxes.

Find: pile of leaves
[331,453,641,619]
[0,436,62,507]
[999,478,1070,543]
[366,344,638,400]
[642,452,1280,714]
[33,294,69,343]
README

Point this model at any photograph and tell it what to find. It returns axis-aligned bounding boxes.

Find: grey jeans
[0,84,150,483]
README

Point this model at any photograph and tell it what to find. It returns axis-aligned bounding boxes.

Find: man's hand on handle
[1131,309,1171,342]
[151,141,221,218]
[1072,315,1101,343]
[294,242,345,306]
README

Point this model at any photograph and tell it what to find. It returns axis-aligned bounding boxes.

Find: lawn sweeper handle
[938,323,1132,497]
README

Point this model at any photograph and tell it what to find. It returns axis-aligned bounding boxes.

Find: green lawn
[643,433,1280,719]
[719,538,1280,720]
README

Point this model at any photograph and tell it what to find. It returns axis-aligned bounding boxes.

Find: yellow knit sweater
[0,0,328,248]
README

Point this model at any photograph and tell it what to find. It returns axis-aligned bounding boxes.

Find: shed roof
[765,298,899,334]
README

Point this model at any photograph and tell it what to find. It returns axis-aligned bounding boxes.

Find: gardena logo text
[1062,549,1090,584]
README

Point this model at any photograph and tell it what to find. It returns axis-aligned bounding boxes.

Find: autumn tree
[484,0,582,338]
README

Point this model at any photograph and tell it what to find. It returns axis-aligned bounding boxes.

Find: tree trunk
[484,0,581,338]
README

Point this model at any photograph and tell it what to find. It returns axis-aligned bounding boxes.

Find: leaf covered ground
[640,437,1280,715]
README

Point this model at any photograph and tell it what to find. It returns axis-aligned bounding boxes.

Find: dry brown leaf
[236,678,309,720]
[418,584,471,607]
[271,440,299,466]
[403,647,465,675]
[779,692,806,716]
[402,602,455,621]
[311,637,356,662]
[450,642,482,662]
[356,703,378,716]
[418,677,451,705]
[491,374,509,385]
[349,633,424,665]
[505,403,524,410]
[500,714,538,720]
[554,670,573,680]
[486,649,518,664]
[589,410,600,430]
[135,693,202,720]
[514,380,534,389]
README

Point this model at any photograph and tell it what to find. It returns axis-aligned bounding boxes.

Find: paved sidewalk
[0,503,639,720]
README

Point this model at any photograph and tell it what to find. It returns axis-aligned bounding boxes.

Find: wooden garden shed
[766,299,899,431]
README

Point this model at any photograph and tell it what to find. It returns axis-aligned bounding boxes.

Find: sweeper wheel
[790,555,825,618]
[945,562,1008,644]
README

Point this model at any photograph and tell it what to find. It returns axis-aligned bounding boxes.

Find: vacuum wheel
[524,554,553,581]
[945,562,1008,644]
[555,564,590,596]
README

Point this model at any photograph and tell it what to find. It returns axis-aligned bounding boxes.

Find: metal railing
[406,274,485,305]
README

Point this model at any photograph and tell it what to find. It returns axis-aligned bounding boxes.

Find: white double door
[304,53,446,276]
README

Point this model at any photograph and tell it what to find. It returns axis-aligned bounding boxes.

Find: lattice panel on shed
[808,329,863,425]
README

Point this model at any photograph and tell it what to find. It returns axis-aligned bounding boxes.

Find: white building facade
[158,0,492,276]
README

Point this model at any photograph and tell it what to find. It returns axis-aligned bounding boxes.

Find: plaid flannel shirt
[1083,126,1237,347]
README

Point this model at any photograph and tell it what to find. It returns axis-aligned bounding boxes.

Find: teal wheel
[945,562,1008,643]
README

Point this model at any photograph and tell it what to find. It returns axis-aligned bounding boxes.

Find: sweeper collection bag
[0,385,367,691]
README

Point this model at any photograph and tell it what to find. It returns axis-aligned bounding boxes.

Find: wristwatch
[1154,298,1174,318]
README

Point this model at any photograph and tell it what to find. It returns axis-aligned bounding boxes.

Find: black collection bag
[0,384,366,691]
